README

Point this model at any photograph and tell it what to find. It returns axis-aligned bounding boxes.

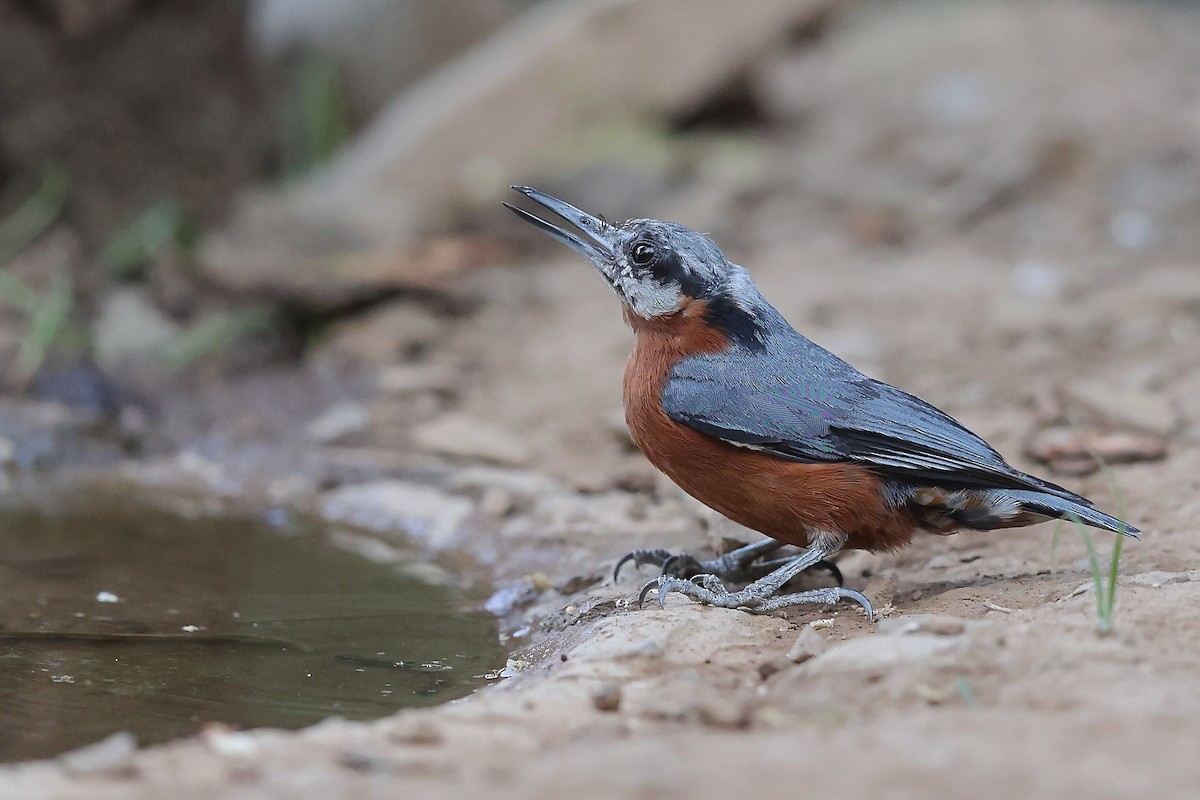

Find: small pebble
[59,731,138,776]
[786,626,829,663]
[878,614,966,637]
[592,683,622,712]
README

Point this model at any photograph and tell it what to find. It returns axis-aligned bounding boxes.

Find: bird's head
[504,186,762,334]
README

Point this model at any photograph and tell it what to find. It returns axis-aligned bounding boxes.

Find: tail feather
[1007,490,1140,538]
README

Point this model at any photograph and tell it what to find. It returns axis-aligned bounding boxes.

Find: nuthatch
[504,186,1138,619]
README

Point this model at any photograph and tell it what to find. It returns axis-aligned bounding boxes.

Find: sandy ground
[4,1,1200,797]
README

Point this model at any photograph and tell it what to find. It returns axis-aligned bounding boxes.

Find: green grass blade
[0,165,70,264]
[13,263,73,386]
[1072,519,1109,632]
[159,306,276,372]
[1104,526,1124,629]
[0,269,41,314]
[280,54,350,181]
[102,200,188,280]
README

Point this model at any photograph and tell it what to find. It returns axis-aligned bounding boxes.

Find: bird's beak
[503,186,619,266]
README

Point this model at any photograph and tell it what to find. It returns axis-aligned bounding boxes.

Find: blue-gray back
[661,303,1079,500]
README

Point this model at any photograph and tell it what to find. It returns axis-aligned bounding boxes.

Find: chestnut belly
[630,417,918,552]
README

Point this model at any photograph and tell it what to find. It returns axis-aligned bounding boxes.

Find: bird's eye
[630,241,656,266]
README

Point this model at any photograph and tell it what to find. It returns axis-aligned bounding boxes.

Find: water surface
[0,502,504,762]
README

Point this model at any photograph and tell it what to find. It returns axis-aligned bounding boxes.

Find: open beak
[503,186,618,264]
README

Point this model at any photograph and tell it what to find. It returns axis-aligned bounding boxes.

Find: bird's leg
[640,534,874,620]
[613,538,784,583]
[750,556,844,587]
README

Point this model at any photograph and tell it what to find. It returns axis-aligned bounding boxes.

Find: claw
[636,577,662,608]
[817,559,844,587]
[612,553,637,582]
[613,548,673,582]
[757,587,875,620]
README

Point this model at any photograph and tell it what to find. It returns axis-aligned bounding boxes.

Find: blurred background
[1,0,1199,785]
[0,0,1194,484]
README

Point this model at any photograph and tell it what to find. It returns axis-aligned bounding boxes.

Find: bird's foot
[613,538,843,587]
[614,537,784,583]
[635,547,874,620]
[640,576,874,619]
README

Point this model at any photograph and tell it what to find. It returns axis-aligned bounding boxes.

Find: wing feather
[662,338,1081,501]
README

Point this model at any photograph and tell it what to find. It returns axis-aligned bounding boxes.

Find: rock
[305,401,371,443]
[757,657,791,680]
[844,204,908,248]
[785,625,830,664]
[478,487,514,518]
[1127,571,1197,588]
[201,0,845,290]
[864,574,896,610]
[31,362,123,417]
[1010,260,1066,299]
[248,0,517,115]
[483,579,542,617]
[1024,426,1168,476]
[319,300,451,363]
[93,287,182,369]
[802,632,963,675]
[613,638,666,661]
[924,554,956,570]
[622,670,749,728]
[1109,209,1160,251]
[878,615,967,637]
[412,413,531,465]
[320,480,473,548]
[447,465,564,497]
[200,228,507,312]
[201,726,261,759]
[0,399,127,470]
[58,731,138,776]
[498,658,528,678]
[556,572,602,595]
[387,717,444,746]
[1060,379,1180,437]
[376,363,458,396]
[591,683,622,712]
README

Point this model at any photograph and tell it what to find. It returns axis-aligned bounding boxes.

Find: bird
[503,185,1139,619]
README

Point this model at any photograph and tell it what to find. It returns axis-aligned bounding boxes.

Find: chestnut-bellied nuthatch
[505,186,1138,619]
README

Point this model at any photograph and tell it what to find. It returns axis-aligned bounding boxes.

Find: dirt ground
[4,0,1200,797]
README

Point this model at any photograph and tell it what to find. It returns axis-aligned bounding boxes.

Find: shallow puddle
[0,500,505,762]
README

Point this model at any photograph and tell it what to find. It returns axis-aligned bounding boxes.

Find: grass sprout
[280,54,350,181]
[13,263,72,386]
[102,200,195,280]
[0,166,73,386]
[0,165,69,264]
[1064,437,1132,636]
[159,306,276,372]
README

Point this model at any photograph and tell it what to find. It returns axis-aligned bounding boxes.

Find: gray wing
[662,339,1074,498]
